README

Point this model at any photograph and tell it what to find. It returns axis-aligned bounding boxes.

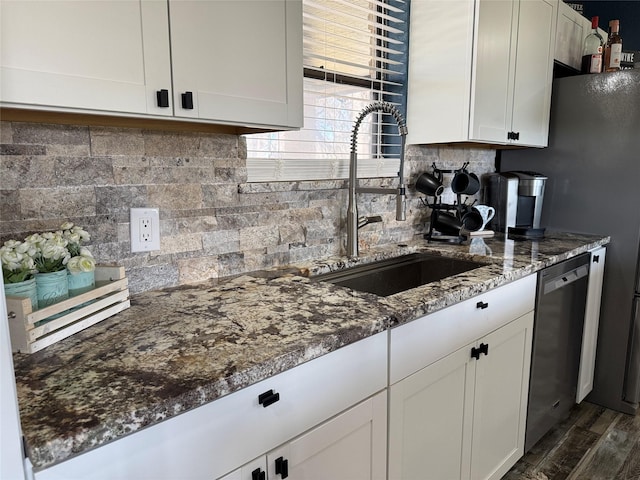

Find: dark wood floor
[504,401,640,480]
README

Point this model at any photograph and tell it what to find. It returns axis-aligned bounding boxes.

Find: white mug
[473,205,495,231]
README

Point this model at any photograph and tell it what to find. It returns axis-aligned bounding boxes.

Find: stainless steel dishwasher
[525,253,590,452]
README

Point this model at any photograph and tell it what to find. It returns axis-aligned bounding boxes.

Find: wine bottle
[581,16,604,74]
[603,19,623,72]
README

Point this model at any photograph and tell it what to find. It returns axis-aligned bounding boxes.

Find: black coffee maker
[483,171,547,238]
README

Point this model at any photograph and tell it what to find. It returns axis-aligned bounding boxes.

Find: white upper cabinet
[406,0,557,147]
[555,1,608,72]
[0,0,303,130]
[0,0,172,116]
[169,0,302,128]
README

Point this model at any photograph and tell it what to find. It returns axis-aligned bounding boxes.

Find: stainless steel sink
[312,253,486,297]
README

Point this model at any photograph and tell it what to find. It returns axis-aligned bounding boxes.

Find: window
[246,0,408,182]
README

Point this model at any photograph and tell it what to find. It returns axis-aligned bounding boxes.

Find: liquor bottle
[581,16,604,74]
[603,19,623,72]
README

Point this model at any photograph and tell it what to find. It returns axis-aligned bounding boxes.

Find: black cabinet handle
[156,89,169,108]
[258,389,280,408]
[593,255,600,263]
[252,468,266,480]
[507,131,520,141]
[275,456,289,478]
[181,91,194,109]
[476,301,488,310]
[471,343,489,360]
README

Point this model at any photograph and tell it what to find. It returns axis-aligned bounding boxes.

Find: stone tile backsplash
[0,121,496,293]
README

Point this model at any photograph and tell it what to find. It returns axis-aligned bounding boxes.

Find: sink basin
[312,253,486,297]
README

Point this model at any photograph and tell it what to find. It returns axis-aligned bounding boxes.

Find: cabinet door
[268,391,387,480]
[471,0,556,147]
[405,0,476,145]
[168,0,302,128]
[577,246,607,403]
[217,457,267,480]
[470,311,534,480]
[555,0,586,70]
[388,345,476,480]
[469,0,517,144]
[0,0,172,116]
[510,0,556,147]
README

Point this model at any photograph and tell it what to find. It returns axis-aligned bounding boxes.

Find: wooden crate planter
[6,266,130,354]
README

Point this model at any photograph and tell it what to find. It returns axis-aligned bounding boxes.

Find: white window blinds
[246,0,408,182]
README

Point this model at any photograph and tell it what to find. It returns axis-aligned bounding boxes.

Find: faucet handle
[357,216,383,229]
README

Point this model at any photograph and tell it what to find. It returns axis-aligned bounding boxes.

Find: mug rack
[420,162,479,243]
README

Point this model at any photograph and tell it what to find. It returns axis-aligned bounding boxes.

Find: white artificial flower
[67,255,96,273]
[65,231,81,244]
[0,246,22,271]
[1,241,36,282]
[3,239,21,249]
[71,226,90,242]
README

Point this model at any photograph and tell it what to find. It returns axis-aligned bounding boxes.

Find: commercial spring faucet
[347,101,408,257]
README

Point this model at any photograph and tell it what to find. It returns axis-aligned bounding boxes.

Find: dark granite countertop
[12,231,609,470]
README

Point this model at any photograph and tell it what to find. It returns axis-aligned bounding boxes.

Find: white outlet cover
[130,208,160,252]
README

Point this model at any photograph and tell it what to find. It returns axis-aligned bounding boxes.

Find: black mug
[460,208,483,232]
[432,210,463,236]
[416,172,444,197]
[451,171,480,195]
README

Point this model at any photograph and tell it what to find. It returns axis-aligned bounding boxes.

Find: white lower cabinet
[388,275,536,480]
[223,390,387,480]
[576,246,607,403]
[389,312,534,480]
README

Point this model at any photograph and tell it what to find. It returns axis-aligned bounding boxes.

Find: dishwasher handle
[542,264,589,295]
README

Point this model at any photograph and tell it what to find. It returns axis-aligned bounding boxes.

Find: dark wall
[574,1,640,50]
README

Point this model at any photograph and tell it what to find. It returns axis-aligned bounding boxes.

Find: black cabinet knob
[258,389,280,408]
[275,456,289,478]
[471,343,489,360]
[476,301,489,310]
[471,346,481,360]
[593,255,600,263]
[156,89,169,108]
[181,91,194,109]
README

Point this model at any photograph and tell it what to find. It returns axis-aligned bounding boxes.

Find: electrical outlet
[130,208,160,252]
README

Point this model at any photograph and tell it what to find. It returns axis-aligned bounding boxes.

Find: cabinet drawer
[36,332,387,480]
[390,275,535,384]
